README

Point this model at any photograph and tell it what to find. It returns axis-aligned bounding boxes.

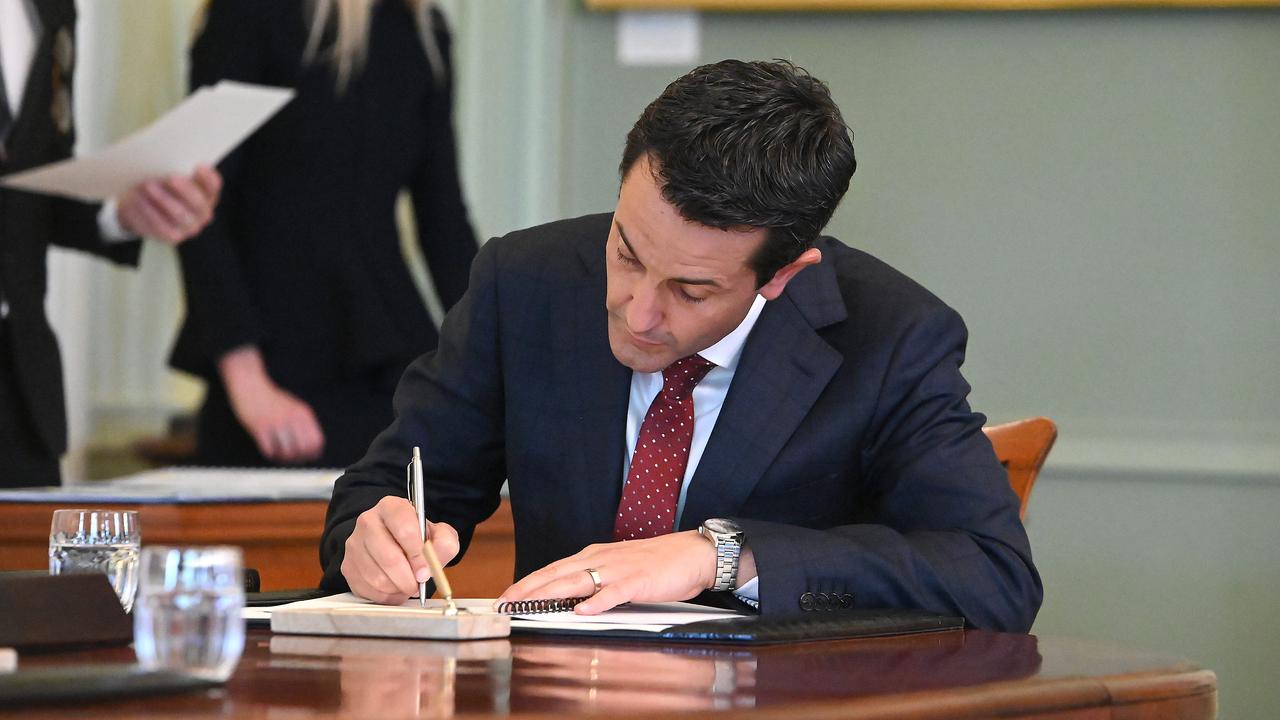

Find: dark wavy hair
[620,59,857,287]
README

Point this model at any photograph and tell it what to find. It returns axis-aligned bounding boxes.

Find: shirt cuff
[97,198,137,242]
[732,576,760,609]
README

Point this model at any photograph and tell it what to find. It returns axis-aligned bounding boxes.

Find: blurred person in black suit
[0,0,221,488]
[171,0,478,468]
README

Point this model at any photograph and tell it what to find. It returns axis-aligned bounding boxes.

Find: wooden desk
[7,628,1215,718]
[0,499,517,594]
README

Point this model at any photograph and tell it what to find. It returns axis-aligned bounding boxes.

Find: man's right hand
[218,345,325,463]
[341,496,461,604]
[116,164,222,245]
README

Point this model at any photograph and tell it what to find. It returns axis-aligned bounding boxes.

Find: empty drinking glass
[49,509,141,612]
[133,545,246,682]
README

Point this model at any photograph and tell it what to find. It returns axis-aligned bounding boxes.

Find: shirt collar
[697,293,766,373]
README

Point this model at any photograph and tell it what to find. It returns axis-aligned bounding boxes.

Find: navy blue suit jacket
[320,213,1042,632]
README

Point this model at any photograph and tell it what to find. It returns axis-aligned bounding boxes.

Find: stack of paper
[0,467,340,503]
[509,601,745,634]
[252,593,747,636]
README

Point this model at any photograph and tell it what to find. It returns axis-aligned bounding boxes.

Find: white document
[108,466,341,500]
[0,80,293,202]
[509,600,744,632]
[0,466,340,503]
[249,593,746,634]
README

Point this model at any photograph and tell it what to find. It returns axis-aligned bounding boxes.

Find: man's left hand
[495,531,719,615]
[116,164,222,245]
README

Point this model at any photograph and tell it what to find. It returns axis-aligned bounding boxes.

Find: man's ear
[758,248,822,301]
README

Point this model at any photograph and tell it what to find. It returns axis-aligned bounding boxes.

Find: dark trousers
[0,320,60,487]
[193,366,401,469]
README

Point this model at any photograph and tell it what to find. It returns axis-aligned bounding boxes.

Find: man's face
[605,156,769,374]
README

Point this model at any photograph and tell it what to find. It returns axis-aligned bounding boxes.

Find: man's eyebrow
[615,221,725,289]
[616,222,643,266]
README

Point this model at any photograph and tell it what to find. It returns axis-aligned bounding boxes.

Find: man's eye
[677,288,707,304]
[617,248,640,266]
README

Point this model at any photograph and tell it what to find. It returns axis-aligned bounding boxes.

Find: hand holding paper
[115,164,222,244]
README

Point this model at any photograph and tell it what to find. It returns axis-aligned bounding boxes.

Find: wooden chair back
[983,417,1057,519]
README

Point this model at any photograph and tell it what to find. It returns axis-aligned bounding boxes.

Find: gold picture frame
[587,0,1277,10]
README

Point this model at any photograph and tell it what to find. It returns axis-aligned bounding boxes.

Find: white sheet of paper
[246,592,747,634]
[0,80,293,202]
[0,466,340,503]
[509,601,743,627]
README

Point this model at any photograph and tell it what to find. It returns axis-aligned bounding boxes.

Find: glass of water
[49,509,141,612]
[133,546,245,682]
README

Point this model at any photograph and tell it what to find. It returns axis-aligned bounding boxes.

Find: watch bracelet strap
[710,537,741,592]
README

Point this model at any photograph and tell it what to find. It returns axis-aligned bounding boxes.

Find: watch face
[703,518,736,535]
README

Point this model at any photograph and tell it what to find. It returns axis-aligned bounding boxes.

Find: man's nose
[625,284,662,334]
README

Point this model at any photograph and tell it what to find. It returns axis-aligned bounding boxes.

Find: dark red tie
[613,355,715,541]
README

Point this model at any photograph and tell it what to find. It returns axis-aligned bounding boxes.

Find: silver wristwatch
[699,518,744,592]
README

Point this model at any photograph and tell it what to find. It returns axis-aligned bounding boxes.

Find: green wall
[552,9,1280,456]
[1029,474,1280,717]
[444,3,1280,715]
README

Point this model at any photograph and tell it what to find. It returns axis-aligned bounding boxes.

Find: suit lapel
[557,233,631,544]
[6,1,67,168]
[678,254,847,530]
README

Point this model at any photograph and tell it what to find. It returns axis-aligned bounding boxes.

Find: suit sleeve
[171,0,270,375]
[739,306,1042,632]
[48,199,139,265]
[319,236,507,591]
[408,8,478,312]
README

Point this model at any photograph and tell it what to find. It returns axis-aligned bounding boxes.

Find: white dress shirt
[622,293,767,604]
[0,0,38,114]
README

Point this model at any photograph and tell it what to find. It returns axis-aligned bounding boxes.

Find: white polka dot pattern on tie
[612,354,715,541]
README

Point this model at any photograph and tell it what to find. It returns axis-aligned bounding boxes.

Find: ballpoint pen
[407,446,428,607]
[408,446,458,615]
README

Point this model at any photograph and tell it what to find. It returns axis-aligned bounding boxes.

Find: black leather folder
[0,573,132,650]
[658,609,964,644]
[513,608,964,644]
[0,665,217,705]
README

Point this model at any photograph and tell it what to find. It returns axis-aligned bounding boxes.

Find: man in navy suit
[320,60,1042,632]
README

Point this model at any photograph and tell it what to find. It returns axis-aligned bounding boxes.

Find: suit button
[815,592,830,611]
[840,593,854,608]
[799,592,815,611]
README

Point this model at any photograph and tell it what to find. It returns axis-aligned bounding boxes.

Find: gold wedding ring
[584,568,603,595]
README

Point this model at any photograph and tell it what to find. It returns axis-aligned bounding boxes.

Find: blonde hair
[302,0,445,92]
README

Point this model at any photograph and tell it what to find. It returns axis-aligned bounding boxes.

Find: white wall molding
[994,413,1280,483]
[1028,413,1280,484]
[1044,435,1280,483]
